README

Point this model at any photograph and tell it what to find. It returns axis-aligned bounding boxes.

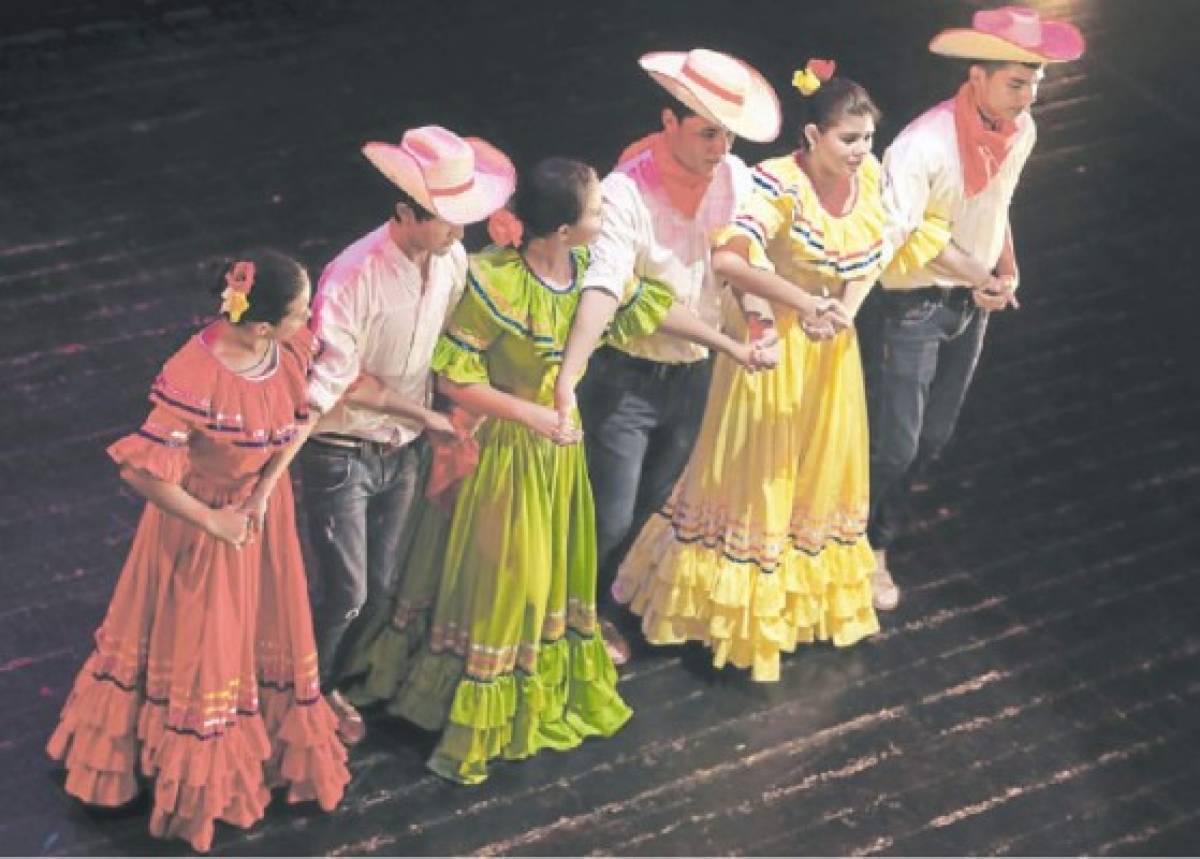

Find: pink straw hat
[930,6,1085,64]
[362,125,516,225]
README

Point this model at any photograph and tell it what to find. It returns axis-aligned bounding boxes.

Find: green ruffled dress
[353,245,671,784]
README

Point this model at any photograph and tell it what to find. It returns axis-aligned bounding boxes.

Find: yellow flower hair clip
[792,58,837,96]
[220,260,256,324]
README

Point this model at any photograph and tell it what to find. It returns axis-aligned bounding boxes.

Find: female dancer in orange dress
[47,250,349,852]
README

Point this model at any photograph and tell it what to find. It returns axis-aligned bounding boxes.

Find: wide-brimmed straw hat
[929,6,1085,64]
[362,125,516,225]
[639,48,781,143]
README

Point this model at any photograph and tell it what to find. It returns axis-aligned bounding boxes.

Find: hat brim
[361,137,516,226]
[639,51,782,144]
[929,22,1084,63]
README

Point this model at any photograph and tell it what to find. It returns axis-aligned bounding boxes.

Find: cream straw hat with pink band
[362,125,516,226]
[639,48,782,143]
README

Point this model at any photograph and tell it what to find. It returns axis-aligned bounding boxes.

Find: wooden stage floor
[2,0,1199,854]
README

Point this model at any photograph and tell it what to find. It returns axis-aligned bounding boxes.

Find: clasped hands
[800,296,854,341]
[972,273,1020,312]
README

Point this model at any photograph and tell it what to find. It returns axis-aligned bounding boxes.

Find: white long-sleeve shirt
[881,97,1036,290]
[582,150,753,364]
[307,223,467,446]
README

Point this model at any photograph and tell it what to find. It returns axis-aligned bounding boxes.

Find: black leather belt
[887,285,974,306]
[595,345,707,381]
[309,433,406,454]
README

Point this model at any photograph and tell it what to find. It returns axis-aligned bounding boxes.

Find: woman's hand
[748,327,780,370]
[553,372,577,429]
[801,297,852,341]
[239,491,269,535]
[728,332,780,372]
[206,504,252,547]
[523,402,583,446]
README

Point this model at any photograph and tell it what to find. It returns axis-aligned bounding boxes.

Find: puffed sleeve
[604,275,674,348]
[713,161,794,272]
[430,258,513,386]
[106,347,209,484]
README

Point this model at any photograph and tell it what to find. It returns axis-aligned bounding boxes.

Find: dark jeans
[300,435,423,693]
[861,287,989,550]
[578,346,713,612]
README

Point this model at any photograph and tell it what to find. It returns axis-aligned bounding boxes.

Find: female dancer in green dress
[354,157,768,783]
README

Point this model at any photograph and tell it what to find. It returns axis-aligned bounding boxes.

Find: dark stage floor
[3,0,1200,855]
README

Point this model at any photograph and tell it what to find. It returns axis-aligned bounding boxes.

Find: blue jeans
[578,346,713,611]
[300,435,423,692]
[861,288,989,550]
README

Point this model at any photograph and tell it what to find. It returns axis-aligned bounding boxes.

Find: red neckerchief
[617,131,712,219]
[953,82,1019,198]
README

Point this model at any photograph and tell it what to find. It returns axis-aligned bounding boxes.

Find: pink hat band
[681,63,745,107]
[428,177,476,198]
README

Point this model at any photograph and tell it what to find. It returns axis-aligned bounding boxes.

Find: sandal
[326,689,366,746]
[599,617,631,667]
[871,553,900,612]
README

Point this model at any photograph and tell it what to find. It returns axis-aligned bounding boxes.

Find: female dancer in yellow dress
[615,61,941,681]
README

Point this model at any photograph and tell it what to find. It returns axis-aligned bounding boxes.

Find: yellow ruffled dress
[614,152,945,682]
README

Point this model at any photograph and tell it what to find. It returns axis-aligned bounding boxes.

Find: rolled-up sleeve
[306,273,362,415]
[582,174,642,300]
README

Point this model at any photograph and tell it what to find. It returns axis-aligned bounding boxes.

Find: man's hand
[973,274,1018,312]
[995,273,1020,309]
[422,408,461,441]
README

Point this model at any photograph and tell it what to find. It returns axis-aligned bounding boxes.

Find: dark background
[3,0,1200,855]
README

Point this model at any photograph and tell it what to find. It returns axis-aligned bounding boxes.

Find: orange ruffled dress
[46,325,349,853]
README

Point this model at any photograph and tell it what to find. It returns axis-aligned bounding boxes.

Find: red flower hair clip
[220,260,256,323]
[792,58,837,96]
[487,208,524,248]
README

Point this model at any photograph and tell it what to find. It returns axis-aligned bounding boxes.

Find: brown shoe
[599,617,631,667]
[871,549,900,611]
[326,689,366,746]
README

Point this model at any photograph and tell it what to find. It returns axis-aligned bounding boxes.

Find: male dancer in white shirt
[863,7,1085,609]
[556,48,784,663]
[303,126,515,742]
